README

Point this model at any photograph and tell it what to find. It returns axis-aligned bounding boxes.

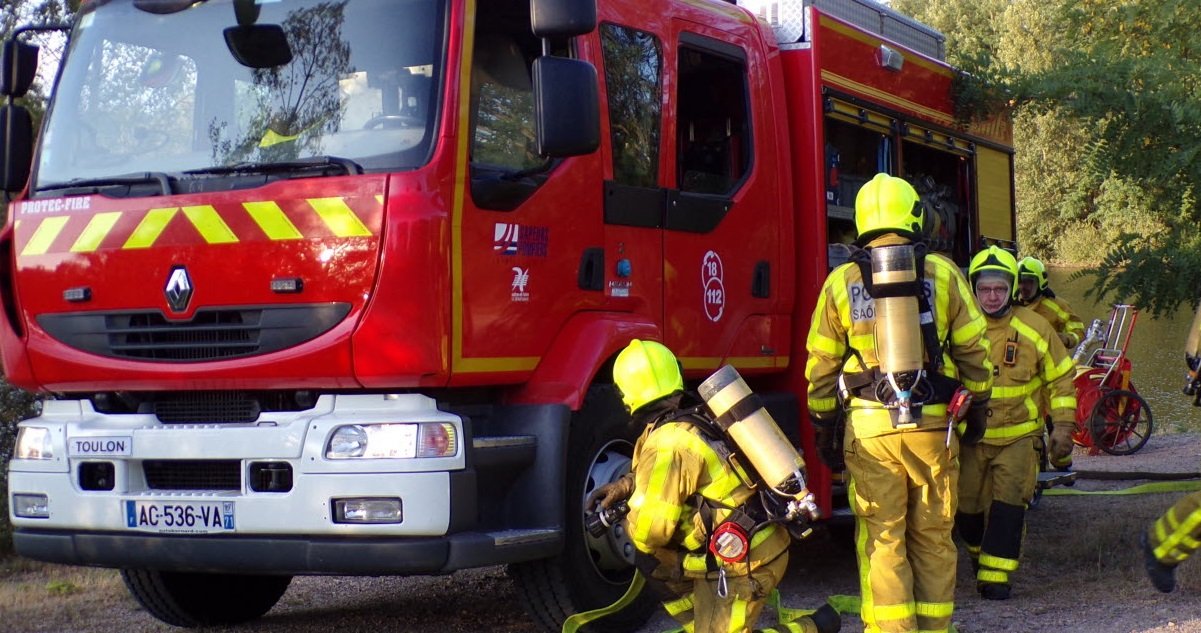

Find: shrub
[0,378,42,556]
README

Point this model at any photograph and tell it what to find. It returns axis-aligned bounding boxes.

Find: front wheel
[1090,389,1153,456]
[121,569,291,627]
[509,385,658,633]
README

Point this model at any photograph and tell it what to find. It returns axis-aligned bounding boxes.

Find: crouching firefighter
[957,246,1077,601]
[587,339,841,633]
[805,173,993,633]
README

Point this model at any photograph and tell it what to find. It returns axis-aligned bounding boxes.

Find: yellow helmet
[613,339,684,413]
[969,245,1019,299]
[1017,256,1049,292]
[854,173,923,242]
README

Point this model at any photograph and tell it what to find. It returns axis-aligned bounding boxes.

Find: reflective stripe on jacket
[1028,295,1085,348]
[804,235,994,438]
[626,419,790,579]
[982,306,1077,444]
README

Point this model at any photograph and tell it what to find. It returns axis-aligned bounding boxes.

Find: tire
[509,384,658,633]
[1089,389,1153,456]
[120,568,291,627]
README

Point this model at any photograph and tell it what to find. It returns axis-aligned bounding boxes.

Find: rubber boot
[978,582,1011,600]
[756,604,841,633]
[1141,530,1177,593]
[810,604,841,633]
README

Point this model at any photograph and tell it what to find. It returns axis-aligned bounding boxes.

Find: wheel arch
[507,313,661,409]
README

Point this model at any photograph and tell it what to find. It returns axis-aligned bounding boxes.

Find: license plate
[124,500,235,533]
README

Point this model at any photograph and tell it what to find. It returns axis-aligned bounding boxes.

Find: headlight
[12,493,50,518]
[15,427,54,460]
[327,425,368,458]
[326,423,458,459]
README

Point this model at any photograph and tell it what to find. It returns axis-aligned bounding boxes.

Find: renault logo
[164,266,193,313]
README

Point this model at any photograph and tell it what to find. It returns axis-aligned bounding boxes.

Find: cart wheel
[1089,389,1153,455]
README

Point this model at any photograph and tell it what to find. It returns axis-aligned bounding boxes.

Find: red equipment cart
[1070,304,1154,455]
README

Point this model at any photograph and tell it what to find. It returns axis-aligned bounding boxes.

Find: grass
[0,557,125,624]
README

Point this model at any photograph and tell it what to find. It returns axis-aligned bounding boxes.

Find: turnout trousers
[956,436,1039,589]
[844,428,959,633]
[658,552,823,633]
[1149,490,1201,566]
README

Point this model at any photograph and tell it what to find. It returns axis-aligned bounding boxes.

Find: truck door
[663,19,787,372]
[595,17,668,334]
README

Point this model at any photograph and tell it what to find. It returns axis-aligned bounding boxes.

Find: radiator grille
[153,393,262,424]
[143,460,241,491]
[38,303,350,362]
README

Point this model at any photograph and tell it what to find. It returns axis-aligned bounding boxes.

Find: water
[1047,267,1201,434]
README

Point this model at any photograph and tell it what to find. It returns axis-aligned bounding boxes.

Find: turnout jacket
[1023,294,1085,348]
[805,234,994,438]
[980,306,1077,444]
[626,418,790,579]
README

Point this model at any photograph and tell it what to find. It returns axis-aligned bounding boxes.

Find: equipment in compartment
[910,174,958,254]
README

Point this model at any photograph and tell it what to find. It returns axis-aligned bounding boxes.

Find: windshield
[35,0,445,190]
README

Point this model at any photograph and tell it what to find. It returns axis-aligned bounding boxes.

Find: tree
[893,0,1201,317]
[0,0,75,556]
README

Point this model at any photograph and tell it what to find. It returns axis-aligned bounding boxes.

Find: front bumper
[8,394,565,573]
[14,522,561,575]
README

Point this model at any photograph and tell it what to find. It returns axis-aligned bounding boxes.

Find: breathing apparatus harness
[645,392,816,598]
[839,242,965,428]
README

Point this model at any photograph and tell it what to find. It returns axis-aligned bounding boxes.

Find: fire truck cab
[0,0,1014,630]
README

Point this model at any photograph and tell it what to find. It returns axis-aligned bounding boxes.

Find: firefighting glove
[587,472,634,511]
[814,425,844,471]
[960,399,989,446]
[1058,332,1077,348]
[1048,423,1075,463]
[810,410,845,471]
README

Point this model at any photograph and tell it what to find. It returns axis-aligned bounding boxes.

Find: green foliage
[0,0,71,558]
[0,378,41,556]
[45,578,78,594]
[894,0,1201,314]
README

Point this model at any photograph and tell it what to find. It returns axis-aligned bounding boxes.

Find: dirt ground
[4,435,1201,633]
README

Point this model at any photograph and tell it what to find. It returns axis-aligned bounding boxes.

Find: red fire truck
[0,0,1014,629]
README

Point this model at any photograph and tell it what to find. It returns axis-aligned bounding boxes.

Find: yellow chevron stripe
[124,207,178,249]
[244,201,303,240]
[22,216,70,256]
[70,211,123,253]
[309,197,372,237]
[182,205,238,244]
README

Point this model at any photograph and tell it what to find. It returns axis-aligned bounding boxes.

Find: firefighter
[1015,255,1083,472]
[957,246,1077,600]
[1142,492,1201,593]
[1015,256,1085,349]
[1141,306,1201,592]
[589,339,841,633]
[805,173,993,633]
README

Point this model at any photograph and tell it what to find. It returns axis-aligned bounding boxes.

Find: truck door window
[467,0,556,211]
[600,24,662,189]
[676,42,750,195]
[469,33,539,172]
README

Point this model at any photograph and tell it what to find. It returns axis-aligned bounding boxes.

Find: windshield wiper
[36,172,172,197]
[182,155,364,178]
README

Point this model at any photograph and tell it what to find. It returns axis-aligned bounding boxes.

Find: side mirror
[223,24,293,69]
[1,39,39,98]
[530,0,596,38]
[0,104,34,193]
[532,56,599,157]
